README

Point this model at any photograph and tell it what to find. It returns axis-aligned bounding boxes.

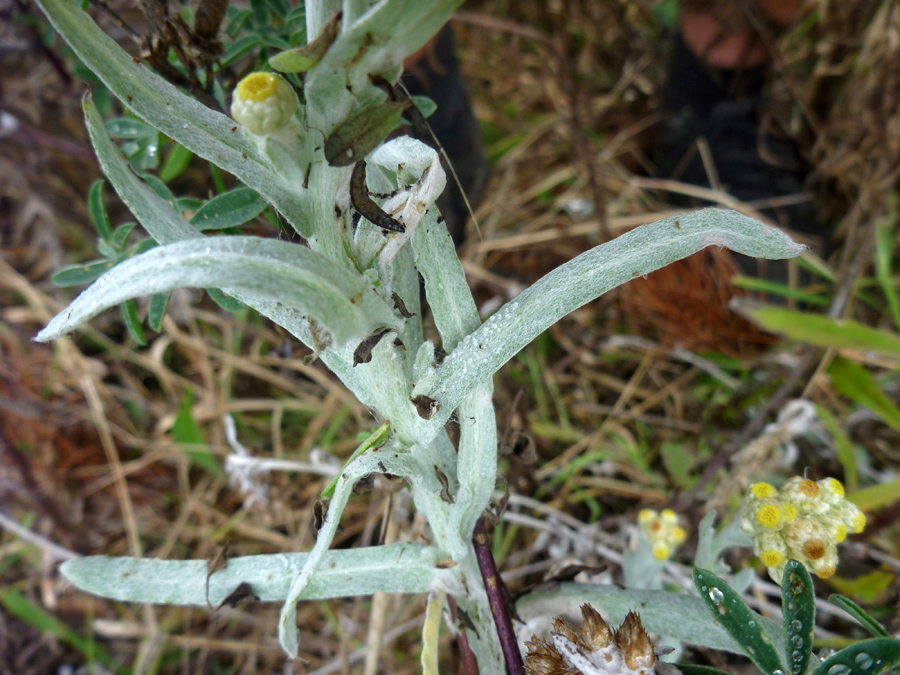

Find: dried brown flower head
[525,605,675,675]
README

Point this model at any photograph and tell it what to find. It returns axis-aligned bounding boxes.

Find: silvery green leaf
[424,210,806,420]
[278,444,433,656]
[36,236,395,346]
[83,95,200,246]
[450,383,496,542]
[60,541,441,605]
[34,0,311,235]
[695,511,753,577]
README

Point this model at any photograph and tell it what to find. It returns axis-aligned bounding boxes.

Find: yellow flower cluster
[740,477,866,582]
[638,509,687,561]
[230,72,297,136]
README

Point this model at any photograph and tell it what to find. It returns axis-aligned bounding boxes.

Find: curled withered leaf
[434,465,453,503]
[391,291,415,318]
[205,541,230,608]
[353,327,392,366]
[349,160,406,233]
[313,498,329,531]
[217,581,258,609]
[411,394,439,419]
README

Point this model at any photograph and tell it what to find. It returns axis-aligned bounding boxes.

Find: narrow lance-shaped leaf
[423,210,806,425]
[87,179,112,240]
[782,561,815,675]
[119,299,146,345]
[36,236,396,347]
[694,568,786,675]
[83,95,200,246]
[60,542,442,605]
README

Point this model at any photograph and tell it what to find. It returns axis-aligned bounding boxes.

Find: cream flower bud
[231,72,297,136]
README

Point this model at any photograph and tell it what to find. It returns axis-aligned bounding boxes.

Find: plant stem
[448,594,480,675]
[473,517,525,675]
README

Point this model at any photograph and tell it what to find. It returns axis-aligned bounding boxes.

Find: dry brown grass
[2,0,900,672]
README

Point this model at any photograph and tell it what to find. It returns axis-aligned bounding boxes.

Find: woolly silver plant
[34,0,807,670]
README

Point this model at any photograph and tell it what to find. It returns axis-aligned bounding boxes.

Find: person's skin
[680,0,807,69]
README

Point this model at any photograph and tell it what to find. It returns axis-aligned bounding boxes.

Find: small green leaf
[269,10,339,73]
[140,172,176,203]
[220,34,263,67]
[147,292,170,332]
[410,95,437,119]
[119,299,146,345]
[260,0,289,19]
[828,356,900,431]
[694,568,786,675]
[159,142,193,182]
[106,117,156,139]
[172,391,224,478]
[87,180,113,240]
[51,259,116,287]
[782,561,815,675]
[110,221,138,252]
[828,595,891,638]
[810,638,900,675]
[174,197,204,213]
[207,288,245,312]
[189,187,267,231]
[126,238,159,256]
[660,441,696,489]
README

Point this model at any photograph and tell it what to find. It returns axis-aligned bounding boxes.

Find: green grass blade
[732,302,900,359]
[828,595,891,638]
[0,589,123,674]
[828,356,900,431]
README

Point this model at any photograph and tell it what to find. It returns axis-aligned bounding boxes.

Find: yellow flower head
[756,503,783,528]
[741,475,866,583]
[638,508,688,561]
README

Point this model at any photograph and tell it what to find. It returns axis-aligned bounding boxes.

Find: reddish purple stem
[473,516,525,675]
